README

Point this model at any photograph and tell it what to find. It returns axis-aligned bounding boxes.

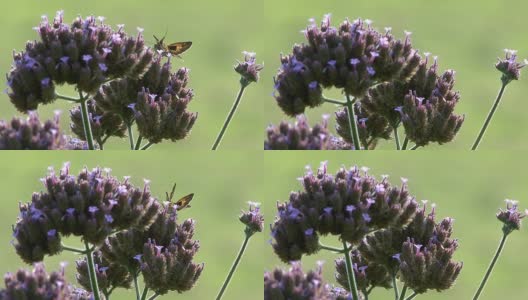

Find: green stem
[212,82,248,150]
[471,82,508,150]
[392,273,399,300]
[127,124,135,150]
[79,91,95,150]
[140,142,154,150]
[342,241,360,300]
[140,287,149,300]
[147,293,159,300]
[410,144,419,150]
[399,285,408,300]
[405,292,418,300]
[472,233,509,300]
[216,232,252,300]
[322,96,347,106]
[84,242,101,300]
[319,242,345,253]
[345,94,362,150]
[363,289,369,300]
[401,136,409,150]
[61,244,87,254]
[55,92,81,102]
[134,136,143,150]
[394,127,401,150]
[133,272,140,300]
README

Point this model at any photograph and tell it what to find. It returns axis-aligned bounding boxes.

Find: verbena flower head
[335,106,391,149]
[265,115,339,150]
[96,58,198,143]
[0,263,82,299]
[70,99,127,143]
[240,201,265,235]
[273,15,421,116]
[358,202,462,293]
[76,250,132,293]
[497,199,527,234]
[496,49,527,84]
[0,111,67,150]
[235,51,264,85]
[6,11,153,111]
[271,162,418,262]
[398,237,462,294]
[335,249,392,293]
[362,56,464,146]
[139,228,204,295]
[94,202,203,295]
[12,163,160,263]
[264,262,341,300]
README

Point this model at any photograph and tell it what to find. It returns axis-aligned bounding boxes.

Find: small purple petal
[362,213,371,222]
[392,253,401,261]
[350,58,360,65]
[346,205,356,213]
[82,54,93,63]
[105,214,114,223]
[98,63,108,72]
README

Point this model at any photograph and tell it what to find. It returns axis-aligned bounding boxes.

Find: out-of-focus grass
[0,151,265,300]
[0,0,527,150]
[262,151,528,299]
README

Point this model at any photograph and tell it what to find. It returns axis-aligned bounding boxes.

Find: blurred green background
[0,151,266,299]
[262,152,528,299]
[0,0,527,150]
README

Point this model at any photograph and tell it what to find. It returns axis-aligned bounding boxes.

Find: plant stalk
[342,241,360,300]
[216,232,252,300]
[127,124,135,150]
[79,91,95,150]
[472,233,509,300]
[212,82,248,150]
[84,242,101,300]
[471,82,508,150]
[394,127,401,150]
[345,94,361,150]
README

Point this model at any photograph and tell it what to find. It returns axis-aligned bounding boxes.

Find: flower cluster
[496,199,527,234]
[270,162,418,262]
[12,162,160,263]
[6,11,152,111]
[95,57,198,144]
[75,250,132,293]
[270,15,464,149]
[77,201,203,295]
[70,99,127,144]
[264,262,348,300]
[354,202,462,294]
[5,11,198,149]
[335,250,392,293]
[335,105,391,149]
[265,115,351,150]
[0,263,86,300]
[239,202,265,235]
[235,51,264,84]
[0,112,67,150]
[496,49,527,84]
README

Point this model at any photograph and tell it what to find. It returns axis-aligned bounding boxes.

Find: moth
[153,34,192,58]
[166,183,194,211]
